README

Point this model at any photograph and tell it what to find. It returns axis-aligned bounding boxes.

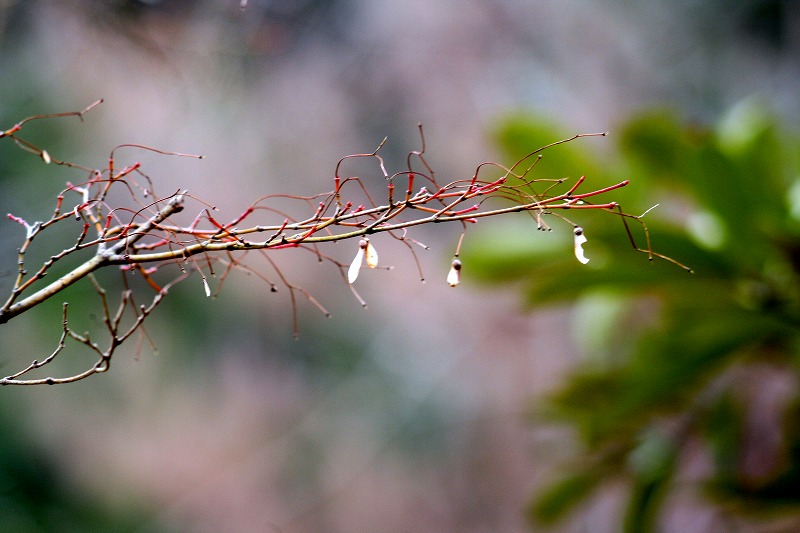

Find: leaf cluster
[466,103,800,531]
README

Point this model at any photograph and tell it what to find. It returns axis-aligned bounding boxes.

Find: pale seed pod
[348,238,378,283]
[447,258,462,287]
[573,226,590,264]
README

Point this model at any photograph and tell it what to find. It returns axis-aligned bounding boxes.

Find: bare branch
[0,102,689,385]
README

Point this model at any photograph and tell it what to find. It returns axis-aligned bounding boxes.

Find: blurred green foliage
[0,403,161,533]
[466,101,800,531]
[0,105,168,532]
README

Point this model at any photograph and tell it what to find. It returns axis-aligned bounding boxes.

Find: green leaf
[492,112,608,185]
[529,467,607,525]
[485,107,800,528]
[617,110,689,184]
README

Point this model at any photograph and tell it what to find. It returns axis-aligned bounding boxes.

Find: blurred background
[1,1,799,531]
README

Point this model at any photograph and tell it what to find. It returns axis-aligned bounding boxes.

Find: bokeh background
[1,1,799,532]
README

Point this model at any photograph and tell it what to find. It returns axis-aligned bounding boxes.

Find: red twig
[0,103,689,385]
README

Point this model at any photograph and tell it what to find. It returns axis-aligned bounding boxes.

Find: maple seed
[573,226,589,264]
[348,237,378,284]
[447,258,462,287]
[365,239,378,269]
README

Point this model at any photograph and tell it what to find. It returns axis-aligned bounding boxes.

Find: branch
[0,192,186,325]
[0,103,690,385]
